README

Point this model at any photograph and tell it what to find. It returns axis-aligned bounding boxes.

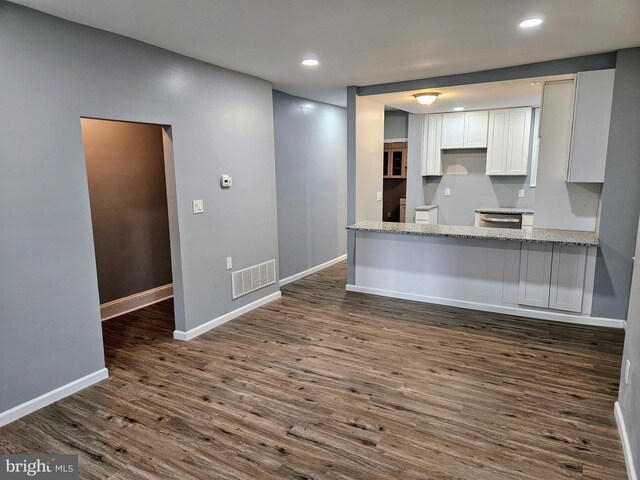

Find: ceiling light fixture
[414,92,440,105]
[301,58,319,66]
[453,107,465,111]
[519,18,543,28]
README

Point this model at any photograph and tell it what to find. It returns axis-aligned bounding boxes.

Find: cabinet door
[390,149,404,177]
[567,69,615,183]
[424,114,443,175]
[486,109,509,175]
[383,150,389,177]
[505,107,532,175]
[518,243,553,308]
[549,244,587,312]
[441,112,465,148]
[463,111,489,148]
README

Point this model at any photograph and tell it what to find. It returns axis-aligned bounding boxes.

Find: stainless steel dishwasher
[478,212,522,229]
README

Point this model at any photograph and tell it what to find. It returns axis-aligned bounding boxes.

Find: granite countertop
[346,221,599,247]
[415,205,439,211]
[475,207,534,215]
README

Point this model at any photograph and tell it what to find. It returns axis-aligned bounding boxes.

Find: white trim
[0,368,109,427]
[279,254,347,286]
[615,401,638,480]
[101,284,173,321]
[173,291,281,341]
[384,137,408,143]
[345,284,625,329]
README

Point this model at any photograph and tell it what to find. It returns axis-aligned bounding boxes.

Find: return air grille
[231,259,276,299]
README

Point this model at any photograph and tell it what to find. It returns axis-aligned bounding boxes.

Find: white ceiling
[374,74,574,114]
[11,0,640,107]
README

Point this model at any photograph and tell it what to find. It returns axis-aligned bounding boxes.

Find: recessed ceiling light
[301,59,319,66]
[530,81,541,86]
[519,18,543,28]
[414,92,440,105]
[453,107,465,111]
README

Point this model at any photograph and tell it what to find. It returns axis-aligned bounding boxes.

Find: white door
[464,111,489,148]
[423,114,443,175]
[441,112,465,148]
[486,109,509,175]
[505,107,532,175]
[518,243,553,308]
[549,244,587,312]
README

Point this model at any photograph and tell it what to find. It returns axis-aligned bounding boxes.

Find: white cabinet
[486,107,532,176]
[567,69,615,183]
[518,242,588,312]
[441,111,488,149]
[518,243,553,308]
[549,245,587,312]
[415,207,438,225]
[422,114,443,176]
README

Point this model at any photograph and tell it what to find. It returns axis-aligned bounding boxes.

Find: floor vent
[231,259,276,299]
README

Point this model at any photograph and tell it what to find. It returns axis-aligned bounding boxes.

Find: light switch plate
[518,189,525,198]
[376,191,382,201]
[226,257,233,270]
[445,188,451,196]
[220,175,232,188]
[192,199,204,214]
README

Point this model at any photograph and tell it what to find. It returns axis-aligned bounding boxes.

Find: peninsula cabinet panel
[549,244,587,313]
[518,243,553,308]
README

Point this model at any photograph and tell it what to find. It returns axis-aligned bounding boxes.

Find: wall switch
[192,199,204,214]
[376,191,382,201]
[226,257,233,270]
[518,189,525,198]
[445,188,451,196]
[625,359,631,384]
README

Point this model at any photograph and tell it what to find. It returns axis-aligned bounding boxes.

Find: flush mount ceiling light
[301,58,319,66]
[453,107,465,111]
[519,18,543,28]
[414,92,440,105]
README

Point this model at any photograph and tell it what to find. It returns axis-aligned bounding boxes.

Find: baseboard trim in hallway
[279,254,347,286]
[346,284,625,329]
[615,401,638,480]
[173,291,282,341]
[0,368,109,427]
[100,284,173,321]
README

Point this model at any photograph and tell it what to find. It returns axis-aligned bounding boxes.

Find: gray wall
[82,119,172,304]
[618,215,640,475]
[424,151,535,226]
[384,110,408,140]
[592,48,640,320]
[0,2,279,413]
[272,91,347,280]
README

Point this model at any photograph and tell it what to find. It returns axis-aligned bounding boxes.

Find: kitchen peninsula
[346,221,621,328]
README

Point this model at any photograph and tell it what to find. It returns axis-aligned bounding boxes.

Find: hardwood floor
[0,261,627,479]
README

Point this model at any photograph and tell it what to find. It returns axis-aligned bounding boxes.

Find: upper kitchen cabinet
[486,107,532,176]
[383,141,407,179]
[566,69,615,183]
[441,111,488,149]
[422,114,443,176]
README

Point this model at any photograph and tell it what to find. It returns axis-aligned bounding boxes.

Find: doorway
[80,118,176,338]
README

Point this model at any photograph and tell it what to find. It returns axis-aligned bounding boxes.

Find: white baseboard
[615,401,638,480]
[345,284,625,329]
[100,284,173,321]
[280,254,347,286]
[173,291,282,341]
[0,368,109,427]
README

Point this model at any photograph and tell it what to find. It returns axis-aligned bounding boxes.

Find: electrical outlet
[376,191,383,202]
[518,189,525,198]
[192,199,204,214]
[445,188,451,196]
[625,359,631,384]
[226,257,233,270]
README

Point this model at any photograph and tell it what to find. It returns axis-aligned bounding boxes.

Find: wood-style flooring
[0,261,627,479]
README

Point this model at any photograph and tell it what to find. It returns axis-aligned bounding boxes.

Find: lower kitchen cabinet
[518,242,588,312]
